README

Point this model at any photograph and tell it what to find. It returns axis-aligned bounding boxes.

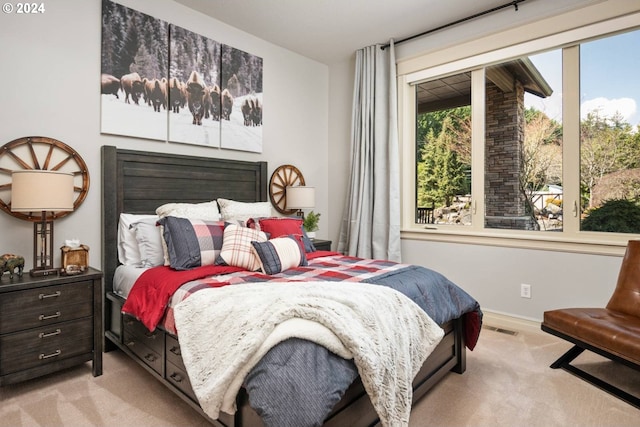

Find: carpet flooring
[1,325,638,426]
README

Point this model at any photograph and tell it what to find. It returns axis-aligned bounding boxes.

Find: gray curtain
[337,41,401,262]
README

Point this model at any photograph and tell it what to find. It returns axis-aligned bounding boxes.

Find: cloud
[525,91,564,124]
[581,97,637,123]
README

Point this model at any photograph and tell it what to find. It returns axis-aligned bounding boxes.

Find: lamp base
[30,267,59,277]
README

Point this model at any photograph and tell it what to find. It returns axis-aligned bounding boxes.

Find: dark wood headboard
[101,145,267,291]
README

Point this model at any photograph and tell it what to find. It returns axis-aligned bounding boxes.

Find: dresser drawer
[123,316,164,375]
[123,329,163,375]
[0,317,93,375]
[123,315,164,355]
[166,360,196,401]
[166,334,186,371]
[0,281,93,334]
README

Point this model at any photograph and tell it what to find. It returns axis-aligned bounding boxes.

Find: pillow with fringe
[217,198,272,224]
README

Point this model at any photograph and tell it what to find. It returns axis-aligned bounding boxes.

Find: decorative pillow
[217,198,272,224]
[253,217,316,253]
[131,218,164,267]
[216,224,268,271]
[158,216,225,270]
[156,201,221,265]
[251,236,308,275]
[155,201,221,221]
[256,217,303,236]
[117,213,157,265]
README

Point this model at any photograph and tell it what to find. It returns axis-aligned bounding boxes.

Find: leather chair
[542,240,640,408]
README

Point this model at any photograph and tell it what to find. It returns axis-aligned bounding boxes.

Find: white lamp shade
[11,170,74,212]
[286,186,315,209]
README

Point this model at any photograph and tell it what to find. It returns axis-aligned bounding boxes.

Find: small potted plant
[303,211,321,238]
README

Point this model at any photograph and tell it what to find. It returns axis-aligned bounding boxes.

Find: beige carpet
[1,326,638,426]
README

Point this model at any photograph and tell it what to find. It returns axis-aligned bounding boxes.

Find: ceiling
[171,0,524,64]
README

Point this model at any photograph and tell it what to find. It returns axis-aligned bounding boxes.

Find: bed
[101,145,482,427]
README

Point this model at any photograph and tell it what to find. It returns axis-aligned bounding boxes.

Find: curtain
[337,41,401,262]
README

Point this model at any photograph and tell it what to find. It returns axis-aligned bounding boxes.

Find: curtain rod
[381,0,528,50]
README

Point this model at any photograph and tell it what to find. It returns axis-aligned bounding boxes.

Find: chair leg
[549,345,584,369]
[550,344,640,409]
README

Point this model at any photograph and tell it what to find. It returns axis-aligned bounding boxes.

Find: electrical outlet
[520,283,531,299]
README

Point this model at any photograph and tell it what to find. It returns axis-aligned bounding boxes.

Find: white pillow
[217,198,272,223]
[156,201,220,220]
[131,218,164,267]
[117,213,157,265]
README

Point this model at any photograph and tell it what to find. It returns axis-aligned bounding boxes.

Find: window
[484,50,563,231]
[579,31,640,233]
[403,16,640,248]
[415,73,471,226]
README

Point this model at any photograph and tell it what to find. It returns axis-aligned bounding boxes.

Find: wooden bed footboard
[105,291,466,427]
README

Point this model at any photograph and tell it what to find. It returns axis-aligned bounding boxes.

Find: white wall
[327,0,637,323]
[0,0,329,271]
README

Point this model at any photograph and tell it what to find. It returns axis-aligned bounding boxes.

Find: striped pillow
[250,236,308,275]
[158,216,225,270]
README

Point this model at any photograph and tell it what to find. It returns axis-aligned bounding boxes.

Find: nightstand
[311,239,332,251]
[0,267,103,386]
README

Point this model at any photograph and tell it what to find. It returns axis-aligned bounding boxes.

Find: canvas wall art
[168,25,221,148]
[100,0,263,153]
[220,44,263,153]
[100,0,169,141]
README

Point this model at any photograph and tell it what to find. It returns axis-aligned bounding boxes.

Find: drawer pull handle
[39,311,61,321]
[169,346,181,356]
[145,332,157,340]
[39,328,62,338]
[169,372,184,383]
[39,350,61,360]
[39,291,61,299]
[126,341,135,347]
[144,353,158,363]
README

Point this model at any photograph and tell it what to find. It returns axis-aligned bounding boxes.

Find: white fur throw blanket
[173,281,444,427]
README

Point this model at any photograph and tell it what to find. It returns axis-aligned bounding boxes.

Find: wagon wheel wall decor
[0,137,90,221]
[269,164,305,215]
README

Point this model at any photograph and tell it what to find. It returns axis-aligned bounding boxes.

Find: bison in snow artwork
[101,64,262,149]
[186,71,207,126]
[100,0,262,150]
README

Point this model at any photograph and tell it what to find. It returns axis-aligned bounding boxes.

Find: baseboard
[482,310,542,335]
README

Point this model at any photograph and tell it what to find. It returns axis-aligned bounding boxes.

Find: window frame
[398,9,640,255]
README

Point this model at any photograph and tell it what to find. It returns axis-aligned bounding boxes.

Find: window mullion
[561,45,581,237]
[470,68,485,231]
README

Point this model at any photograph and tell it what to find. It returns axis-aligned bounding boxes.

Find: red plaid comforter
[123,250,482,351]
[124,251,412,334]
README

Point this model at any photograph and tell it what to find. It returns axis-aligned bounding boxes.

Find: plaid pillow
[250,236,308,275]
[158,217,225,270]
[216,224,268,271]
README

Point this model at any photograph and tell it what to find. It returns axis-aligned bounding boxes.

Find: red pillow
[257,217,304,238]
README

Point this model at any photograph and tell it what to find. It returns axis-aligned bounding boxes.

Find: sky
[524,27,640,128]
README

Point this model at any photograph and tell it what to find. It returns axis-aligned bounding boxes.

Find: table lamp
[286,186,315,219]
[11,170,74,276]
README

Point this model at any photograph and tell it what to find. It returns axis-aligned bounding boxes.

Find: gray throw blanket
[173,281,444,427]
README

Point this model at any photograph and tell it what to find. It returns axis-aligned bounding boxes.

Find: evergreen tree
[417,117,466,207]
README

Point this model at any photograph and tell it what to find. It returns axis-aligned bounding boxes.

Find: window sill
[401,226,630,256]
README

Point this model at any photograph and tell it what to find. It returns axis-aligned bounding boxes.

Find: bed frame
[101,145,467,427]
